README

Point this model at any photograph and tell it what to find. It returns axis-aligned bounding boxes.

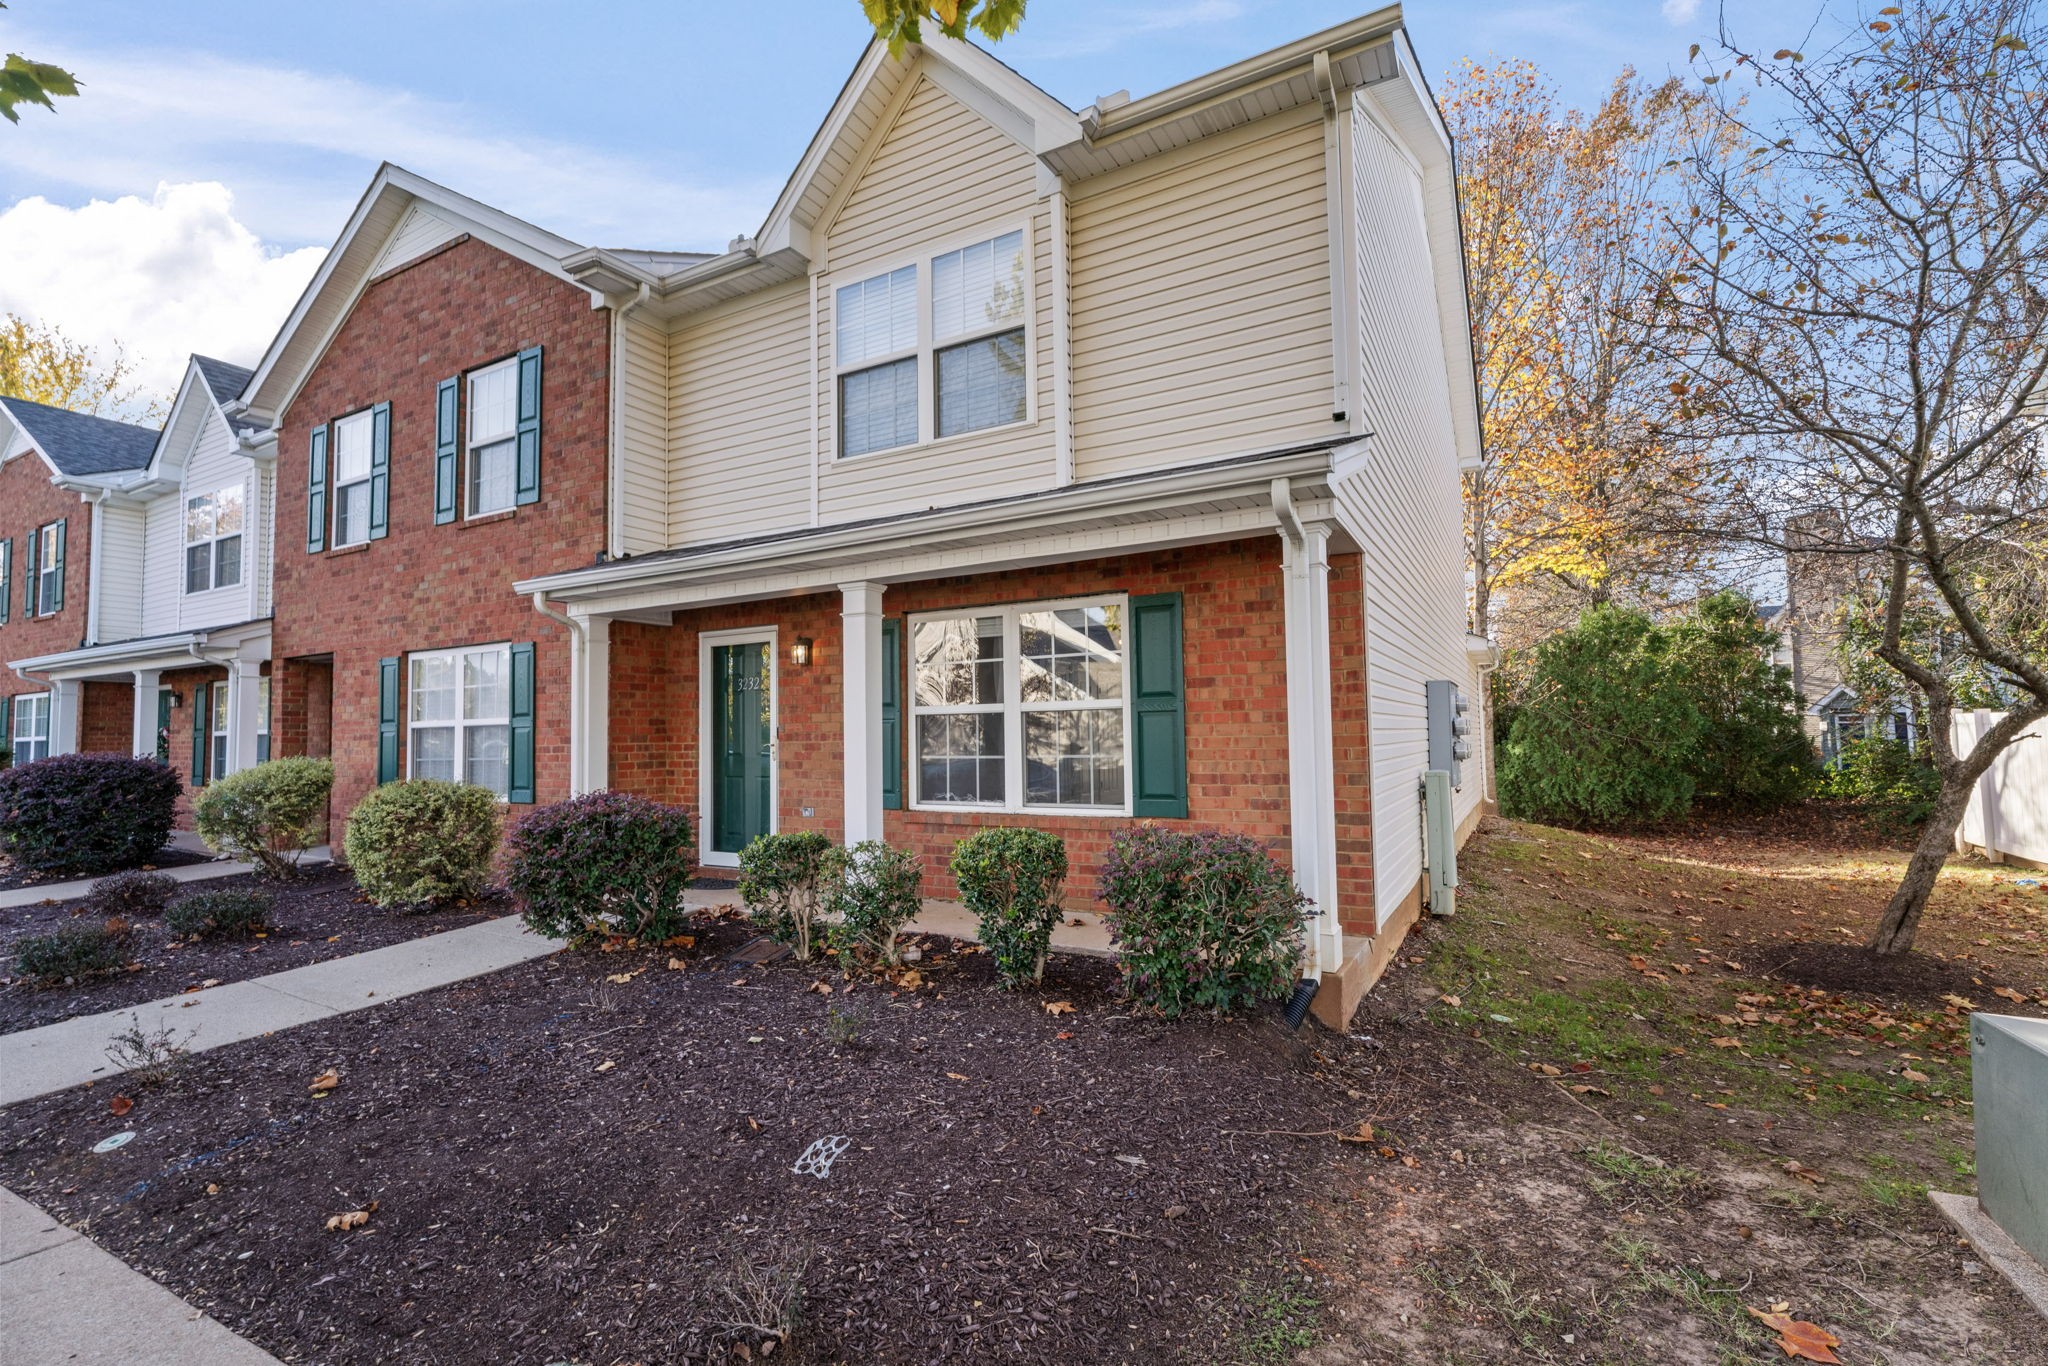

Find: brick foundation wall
[269,235,609,832]
[0,450,93,711]
[608,536,1373,915]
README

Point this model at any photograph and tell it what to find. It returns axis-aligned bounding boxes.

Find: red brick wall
[608,537,1373,913]
[79,680,133,754]
[0,449,92,708]
[269,236,609,830]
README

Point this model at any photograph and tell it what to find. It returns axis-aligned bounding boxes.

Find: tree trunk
[1866,773,1978,956]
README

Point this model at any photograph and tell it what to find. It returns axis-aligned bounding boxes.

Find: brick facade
[79,681,133,754]
[269,236,609,829]
[608,536,1374,919]
[0,448,92,719]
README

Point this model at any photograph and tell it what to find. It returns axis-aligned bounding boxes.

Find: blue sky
[0,0,1800,398]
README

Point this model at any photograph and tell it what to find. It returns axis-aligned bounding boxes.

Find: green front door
[710,641,772,856]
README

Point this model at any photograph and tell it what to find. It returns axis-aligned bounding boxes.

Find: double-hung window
[834,227,1028,457]
[910,597,1128,814]
[210,685,230,780]
[183,485,245,593]
[465,359,518,515]
[31,522,61,615]
[12,694,50,765]
[330,410,374,547]
[408,644,512,797]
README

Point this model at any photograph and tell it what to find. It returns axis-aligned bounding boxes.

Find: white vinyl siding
[95,503,147,642]
[368,202,463,278]
[1068,105,1335,479]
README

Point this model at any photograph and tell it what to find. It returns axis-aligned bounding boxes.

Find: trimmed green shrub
[1097,827,1311,1017]
[827,840,923,966]
[738,830,835,961]
[506,790,696,943]
[344,780,500,910]
[165,889,273,940]
[950,827,1068,988]
[14,919,131,984]
[194,757,333,879]
[91,869,178,919]
[1824,737,1941,835]
[0,752,181,876]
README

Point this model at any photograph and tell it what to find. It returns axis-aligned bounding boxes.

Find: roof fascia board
[142,361,213,481]
[914,34,1082,154]
[755,42,894,258]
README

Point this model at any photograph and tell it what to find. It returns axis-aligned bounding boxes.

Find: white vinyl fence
[1953,710,2048,867]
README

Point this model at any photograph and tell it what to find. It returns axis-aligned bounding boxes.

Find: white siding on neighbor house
[618,313,670,554]
[94,503,146,644]
[139,491,180,636]
[1067,104,1339,480]
[252,456,275,620]
[1333,97,1474,929]
[369,202,464,279]
[668,281,813,545]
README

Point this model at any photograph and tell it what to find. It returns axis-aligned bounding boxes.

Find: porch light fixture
[792,637,814,668]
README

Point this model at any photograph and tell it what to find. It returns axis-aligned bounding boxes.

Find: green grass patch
[1228,1275,1322,1364]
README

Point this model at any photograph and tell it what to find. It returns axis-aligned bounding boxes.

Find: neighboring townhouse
[0,395,158,767]
[235,172,699,828]
[3,357,279,815]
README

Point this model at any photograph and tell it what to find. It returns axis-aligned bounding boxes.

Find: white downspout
[531,592,592,796]
[1272,478,1343,976]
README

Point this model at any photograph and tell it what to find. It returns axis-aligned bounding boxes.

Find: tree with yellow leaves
[0,314,161,421]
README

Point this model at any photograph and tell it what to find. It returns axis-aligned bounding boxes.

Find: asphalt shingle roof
[0,396,158,477]
[191,355,262,433]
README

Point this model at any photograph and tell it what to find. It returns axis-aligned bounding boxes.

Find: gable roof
[192,355,260,432]
[0,396,158,479]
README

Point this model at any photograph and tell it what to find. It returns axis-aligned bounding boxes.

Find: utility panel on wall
[1426,679,1471,790]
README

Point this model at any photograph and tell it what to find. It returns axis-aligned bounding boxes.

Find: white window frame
[33,522,60,616]
[906,594,1132,817]
[12,693,50,765]
[830,218,1034,460]
[183,483,246,595]
[330,408,375,548]
[465,357,519,518]
[405,642,513,798]
[210,684,230,781]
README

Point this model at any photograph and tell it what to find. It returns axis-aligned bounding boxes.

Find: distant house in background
[1775,511,1915,761]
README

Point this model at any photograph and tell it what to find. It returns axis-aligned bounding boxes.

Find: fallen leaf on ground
[1438,993,1462,1007]
[1992,986,2029,1003]
[946,1072,971,1081]
[108,1096,133,1117]
[1783,1160,1825,1184]
[1055,1030,1076,1040]
[325,1203,377,1233]
[1746,1306,1842,1363]
[806,980,833,995]
[309,1070,340,1093]
[605,969,643,985]
[1901,1068,1930,1083]
[594,1060,616,1073]
[1528,1063,1562,1076]
[1710,1037,1743,1049]
[1044,1000,1076,1016]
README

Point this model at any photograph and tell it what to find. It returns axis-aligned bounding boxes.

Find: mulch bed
[0,844,217,894]
[0,918,1356,1365]
[0,866,509,1033]
[1760,940,1996,1005]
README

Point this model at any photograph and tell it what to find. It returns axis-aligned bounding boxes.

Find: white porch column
[839,581,887,845]
[130,669,161,758]
[1281,522,1343,974]
[48,679,82,757]
[226,657,264,774]
[571,613,611,796]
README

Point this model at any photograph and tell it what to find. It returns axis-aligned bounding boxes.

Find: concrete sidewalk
[0,1186,282,1365]
[0,846,334,911]
[0,914,559,1107]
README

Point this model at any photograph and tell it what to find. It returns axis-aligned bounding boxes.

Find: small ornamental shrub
[0,752,181,876]
[950,827,1069,988]
[738,831,835,961]
[92,869,178,919]
[1824,737,1942,835]
[165,889,273,940]
[827,840,923,966]
[194,757,334,880]
[1098,827,1312,1017]
[15,919,132,985]
[344,780,500,910]
[506,790,697,943]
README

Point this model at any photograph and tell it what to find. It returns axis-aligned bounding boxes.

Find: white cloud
[1661,0,1704,24]
[0,182,325,409]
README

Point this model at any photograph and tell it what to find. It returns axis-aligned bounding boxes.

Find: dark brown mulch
[1760,940,1995,1006]
[0,924,1349,1365]
[0,866,508,1033]
[0,844,217,894]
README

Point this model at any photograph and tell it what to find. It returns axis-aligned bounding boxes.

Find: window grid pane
[839,358,918,458]
[932,230,1025,342]
[468,362,517,443]
[332,413,372,482]
[469,438,517,514]
[936,329,1027,438]
[835,265,917,368]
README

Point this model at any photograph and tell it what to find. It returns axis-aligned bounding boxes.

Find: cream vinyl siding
[252,456,276,619]
[369,203,463,277]
[668,280,813,545]
[1333,100,1475,928]
[811,74,1056,523]
[139,490,181,634]
[1068,105,1337,480]
[94,503,146,643]
[619,313,671,554]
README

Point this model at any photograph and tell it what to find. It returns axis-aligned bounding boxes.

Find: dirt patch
[1761,941,1994,1005]
[0,844,216,893]
[0,920,1347,1365]
[1,866,506,1033]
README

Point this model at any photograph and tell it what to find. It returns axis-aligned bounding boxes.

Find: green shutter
[367,401,392,539]
[377,657,401,784]
[513,346,542,506]
[881,617,903,810]
[191,682,208,786]
[0,537,11,624]
[508,641,535,803]
[434,376,460,524]
[48,519,64,612]
[306,423,329,552]
[0,695,11,766]
[1129,592,1189,819]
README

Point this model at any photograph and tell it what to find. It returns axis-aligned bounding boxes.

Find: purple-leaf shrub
[0,753,181,876]
[506,790,696,944]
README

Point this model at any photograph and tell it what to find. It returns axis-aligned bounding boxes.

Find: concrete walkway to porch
[0,837,333,912]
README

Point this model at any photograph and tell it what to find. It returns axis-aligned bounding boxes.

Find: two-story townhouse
[5,358,281,817]
[235,171,694,829]
[512,8,1493,1025]
[0,396,158,767]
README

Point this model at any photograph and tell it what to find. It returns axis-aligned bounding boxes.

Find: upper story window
[24,520,64,618]
[11,693,50,765]
[0,536,12,625]
[409,643,511,797]
[466,359,518,515]
[331,410,375,547]
[184,486,245,594]
[835,227,1028,458]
